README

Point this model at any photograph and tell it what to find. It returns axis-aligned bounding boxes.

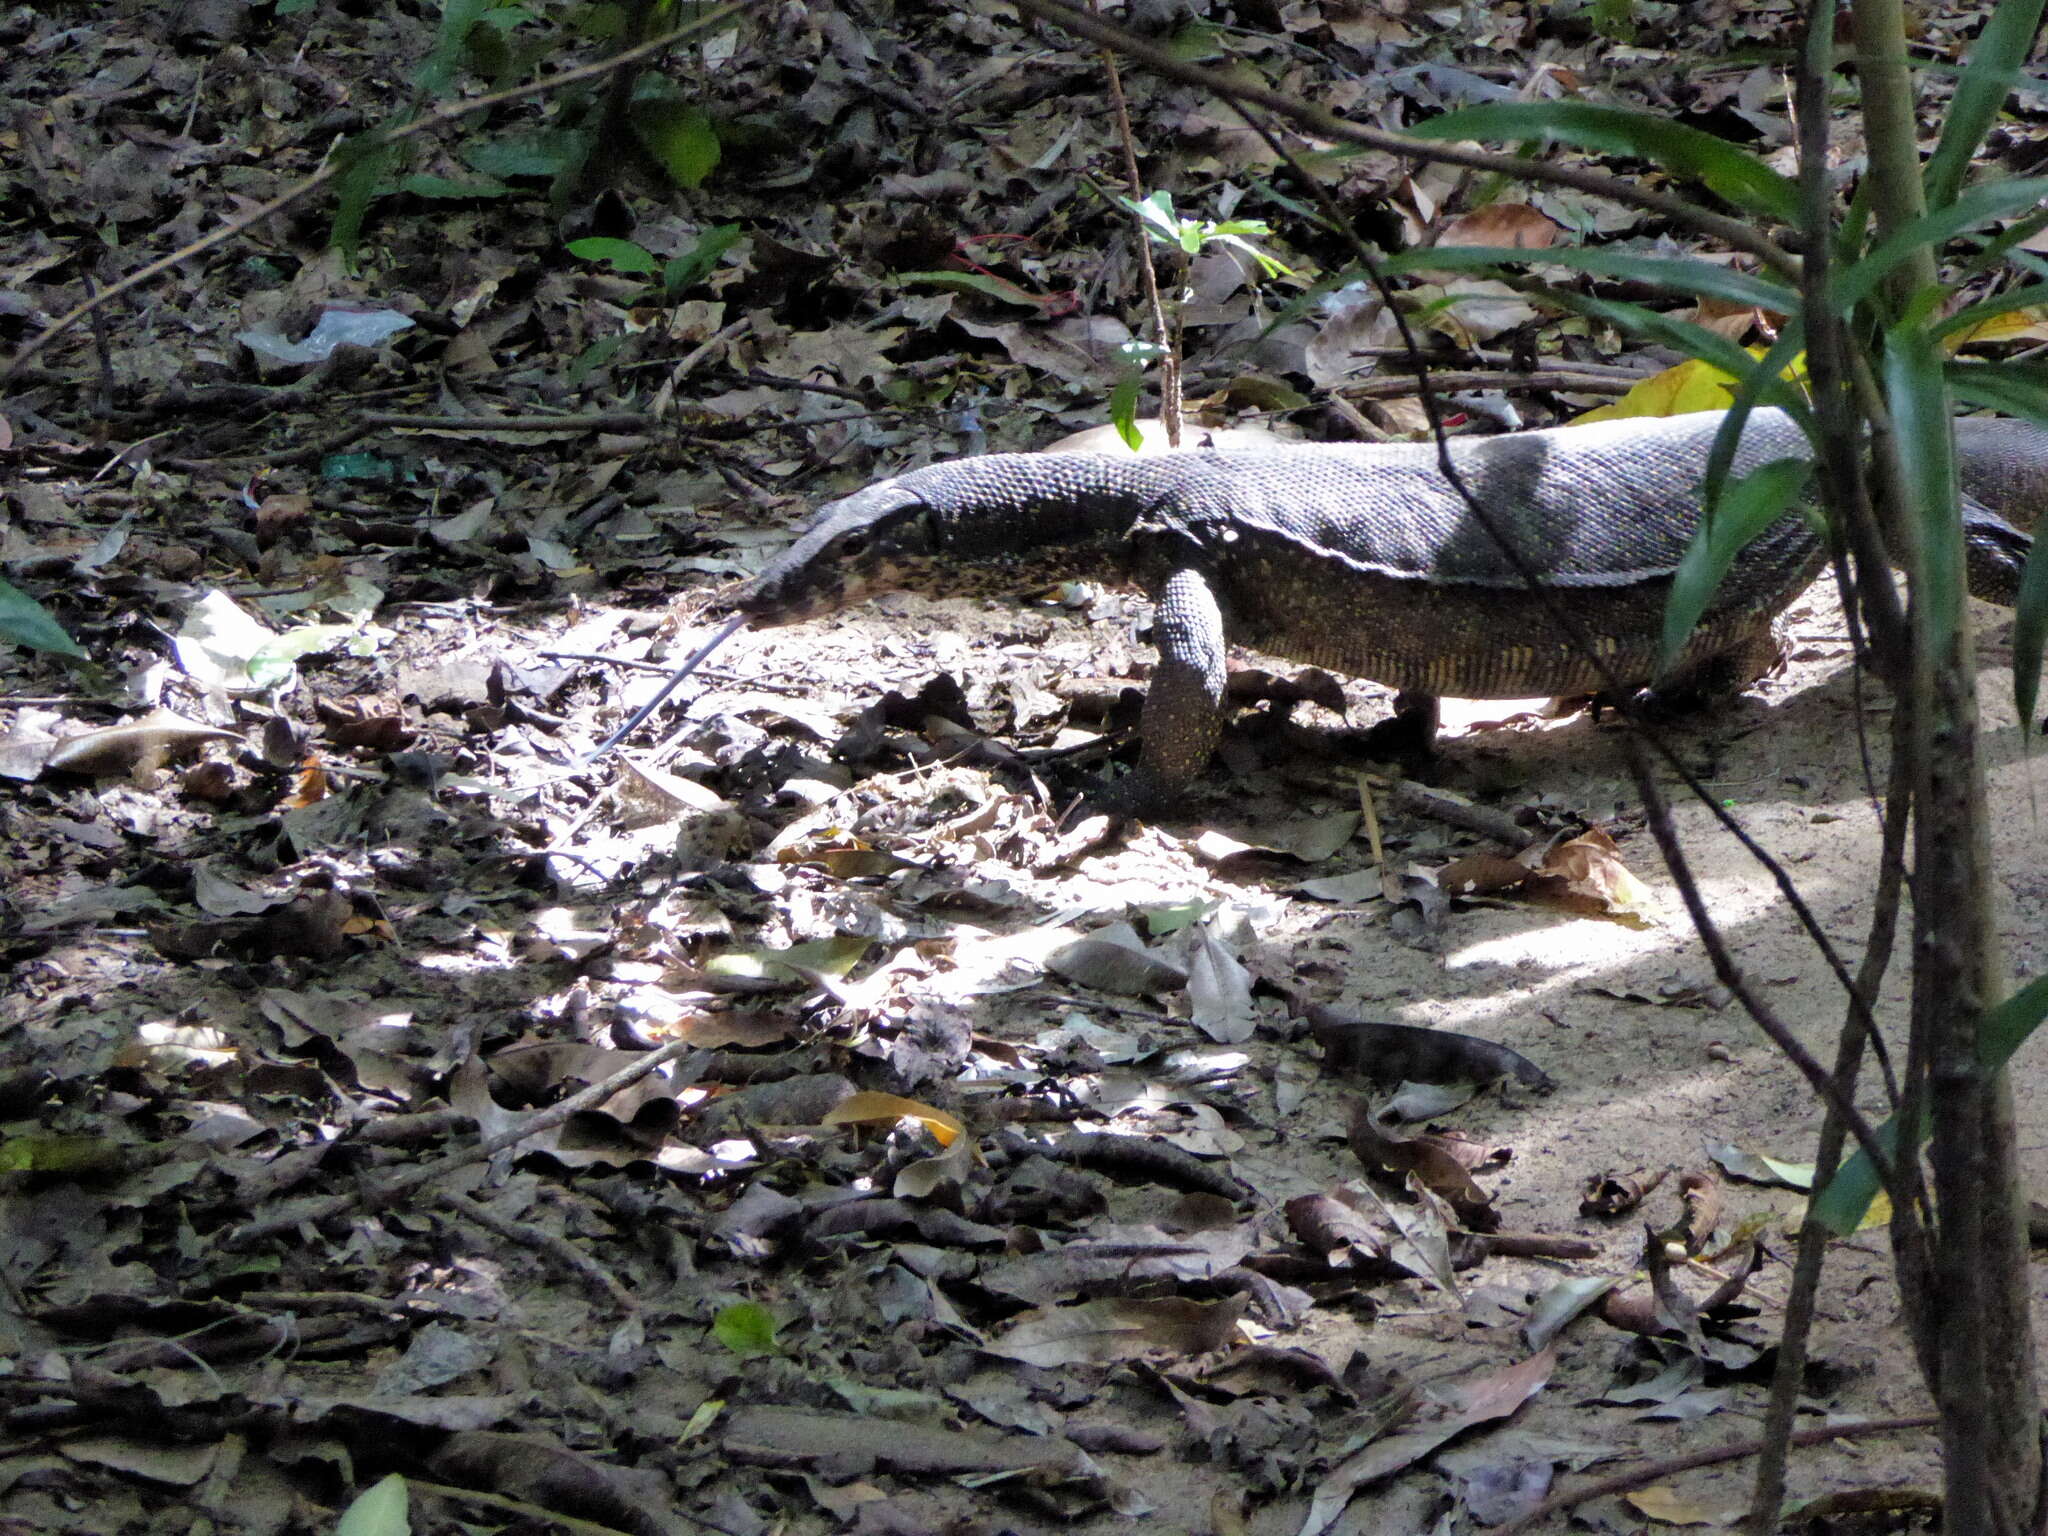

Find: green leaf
[1809,1109,1917,1236]
[1110,374,1143,451]
[1883,312,1962,653]
[632,100,720,189]
[415,0,493,97]
[713,1301,779,1357]
[335,1474,410,1536]
[1121,190,1182,245]
[328,132,399,267]
[1834,176,2048,314]
[1979,969,2048,1071]
[1948,360,2048,416]
[1924,0,2048,211]
[1210,231,1295,280]
[1964,206,2048,276]
[1380,244,1797,312]
[568,237,659,275]
[1660,456,1814,676]
[2009,466,2048,732]
[1591,0,1634,41]
[892,270,1046,308]
[397,173,509,200]
[466,128,587,179]
[0,578,86,658]
[1407,102,1799,222]
[566,336,625,387]
[1523,287,1776,381]
[663,223,743,295]
[1698,327,1811,512]
[1812,971,2048,1235]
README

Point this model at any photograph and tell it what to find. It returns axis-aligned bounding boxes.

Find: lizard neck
[910,452,1175,560]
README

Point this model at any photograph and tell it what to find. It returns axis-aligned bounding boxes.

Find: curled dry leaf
[1581,1165,1669,1219]
[1346,1103,1499,1233]
[43,708,241,778]
[723,1405,1100,1484]
[1668,1170,1723,1256]
[1045,1131,1244,1202]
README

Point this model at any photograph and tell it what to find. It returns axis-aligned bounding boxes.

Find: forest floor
[2,0,2040,1531]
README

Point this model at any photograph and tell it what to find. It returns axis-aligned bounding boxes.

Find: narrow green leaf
[1660,457,1814,675]
[1947,360,2048,417]
[415,0,492,97]
[328,132,399,267]
[1121,191,1182,245]
[1809,1109,1917,1236]
[1924,0,2048,211]
[1980,970,2048,1068]
[465,127,586,179]
[1407,102,1799,222]
[892,270,1046,308]
[1811,971,2048,1235]
[1964,206,2048,276]
[1835,176,2048,315]
[397,173,509,200]
[1110,374,1143,451]
[1698,327,1811,512]
[566,336,625,387]
[1883,314,1962,653]
[1381,244,1798,312]
[0,578,86,658]
[1529,289,1778,381]
[2010,478,2048,730]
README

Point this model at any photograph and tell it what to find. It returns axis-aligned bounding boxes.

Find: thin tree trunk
[1852,1,2041,1529]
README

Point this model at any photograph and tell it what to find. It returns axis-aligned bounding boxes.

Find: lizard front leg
[1106,564,1229,812]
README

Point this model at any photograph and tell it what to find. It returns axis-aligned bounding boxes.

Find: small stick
[586,613,748,760]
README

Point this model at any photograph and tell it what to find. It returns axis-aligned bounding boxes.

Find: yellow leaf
[1625,1484,1744,1526]
[1946,306,2048,349]
[1574,352,1807,424]
[823,1091,966,1147]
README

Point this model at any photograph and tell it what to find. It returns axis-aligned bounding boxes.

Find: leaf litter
[3,0,2016,1527]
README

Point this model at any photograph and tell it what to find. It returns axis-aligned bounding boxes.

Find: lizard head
[725,480,941,624]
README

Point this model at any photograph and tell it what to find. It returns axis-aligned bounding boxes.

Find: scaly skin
[726,409,2048,809]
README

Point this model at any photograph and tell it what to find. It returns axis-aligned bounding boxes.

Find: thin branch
[1094,1,1179,444]
[1497,1415,1937,1535]
[1626,737,1893,1188]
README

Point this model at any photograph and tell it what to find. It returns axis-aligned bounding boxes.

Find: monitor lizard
[714,408,2048,809]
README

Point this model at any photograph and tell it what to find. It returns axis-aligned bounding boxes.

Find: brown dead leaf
[1625,1484,1745,1526]
[1298,1348,1558,1536]
[983,1294,1248,1366]
[1436,203,1561,249]
[1347,1102,1499,1231]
